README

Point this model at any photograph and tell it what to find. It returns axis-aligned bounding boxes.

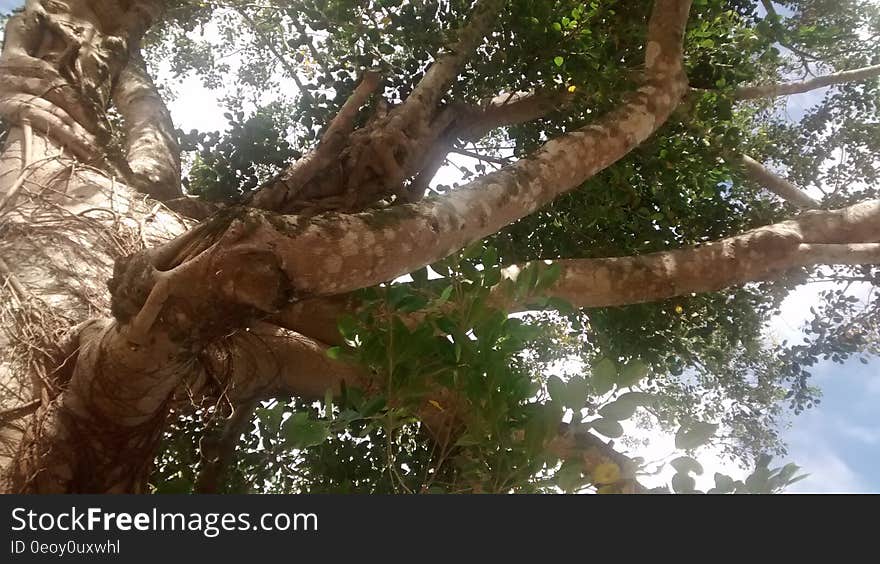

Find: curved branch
[208,325,371,404]
[117,0,692,348]
[248,71,381,210]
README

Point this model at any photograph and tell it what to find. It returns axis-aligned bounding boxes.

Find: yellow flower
[567,85,578,93]
[674,305,684,314]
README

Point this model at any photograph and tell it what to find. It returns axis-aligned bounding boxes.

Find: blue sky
[767,87,879,492]
[783,359,880,492]
[0,0,876,493]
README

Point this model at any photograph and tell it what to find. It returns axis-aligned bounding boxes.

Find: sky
[0,0,877,493]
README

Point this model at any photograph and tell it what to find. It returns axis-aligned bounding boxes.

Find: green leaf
[675,421,718,450]
[324,388,334,420]
[553,56,564,67]
[360,396,387,418]
[591,357,618,395]
[547,375,567,404]
[410,267,429,285]
[671,472,696,493]
[454,434,483,447]
[616,392,654,406]
[536,262,562,290]
[436,285,454,306]
[556,459,584,492]
[482,246,498,267]
[283,412,330,449]
[712,472,736,493]
[618,359,649,387]
[326,346,343,360]
[670,456,703,475]
[336,315,358,341]
[598,398,638,421]
[590,418,624,438]
[563,375,589,410]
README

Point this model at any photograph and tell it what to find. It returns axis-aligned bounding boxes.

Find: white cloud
[784,445,869,493]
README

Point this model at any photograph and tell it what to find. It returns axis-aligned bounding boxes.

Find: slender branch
[248,71,381,209]
[194,399,258,494]
[235,8,315,103]
[401,0,508,121]
[0,255,29,299]
[455,89,576,142]
[734,154,821,209]
[734,64,880,100]
[449,147,509,165]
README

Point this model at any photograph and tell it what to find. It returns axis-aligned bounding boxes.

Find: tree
[0,0,877,494]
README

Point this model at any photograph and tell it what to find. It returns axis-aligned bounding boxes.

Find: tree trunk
[0,0,194,492]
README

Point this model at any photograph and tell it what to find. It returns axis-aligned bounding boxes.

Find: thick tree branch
[207,325,372,404]
[0,399,40,426]
[270,0,690,294]
[111,50,182,200]
[269,200,880,345]
[113,0,693,344]
[734,64,880,100]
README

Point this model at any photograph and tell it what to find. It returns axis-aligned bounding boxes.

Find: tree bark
[1,0,878,494]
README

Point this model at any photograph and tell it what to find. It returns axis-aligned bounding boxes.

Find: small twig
[0,399,41,426]
[0,255,28,299]
[449,147,510,166]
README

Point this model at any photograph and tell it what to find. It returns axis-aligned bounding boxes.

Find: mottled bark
[270,201,880,347]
